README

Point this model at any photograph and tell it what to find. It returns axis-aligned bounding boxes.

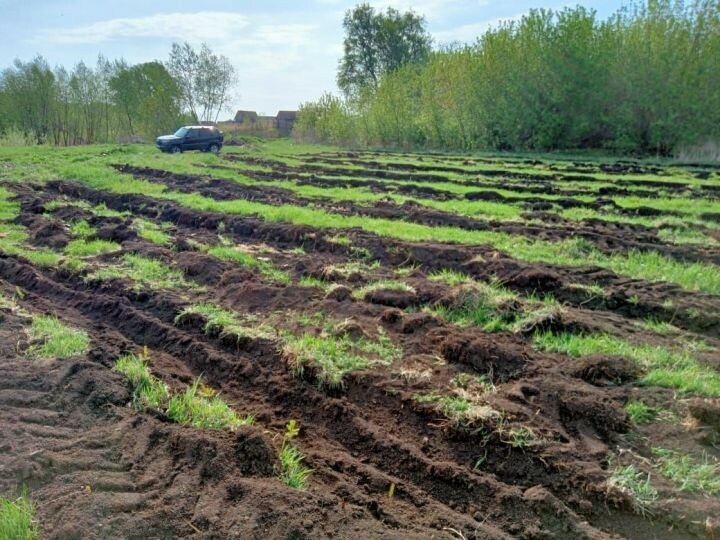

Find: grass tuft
[175,303,275,340]
[534,331,720,397]
[92,253,199,290]
[278,420,312,489]
[26,315,90,359]
[167,378,254,429]
[65,238,120,257]
[606,464,658,516]
[624,400,657,424]
[114,353,170,409]
[0,492,39,540]
[283,328,400,388]
[652,448,720,494]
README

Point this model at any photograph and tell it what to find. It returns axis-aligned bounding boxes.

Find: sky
[1,0,627,117]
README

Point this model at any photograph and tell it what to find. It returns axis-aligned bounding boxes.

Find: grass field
[0,139,718,538]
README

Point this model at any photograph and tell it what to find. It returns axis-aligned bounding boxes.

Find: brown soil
[1,157,719,539]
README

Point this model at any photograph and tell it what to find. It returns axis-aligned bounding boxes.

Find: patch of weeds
[624,400,657,424]
[91,253,199,291]
[396,366,433,382]
[662,298,674,309]
[0,492,39,540]
[351,280,415,300]
[322,260,380,280]
[283,327,400,388]
[450,372,496,394]
[24,249,62,267]
[175,303,275,340]
[533,331,720,397]
[26,314,90,359]
[606,464,657,516]
[70,219,95,238]
[639,319,676,334]
[414,392,499,425]
[288,246,306,255]
[433,280,517,331]
[295,311,327,328]
[510,304,565,334]
[652,448,720,494]
[394,264,419,278]
[500,425,537,448]
[658,227,717,246]
[62,257,86,273]
[278,419,312,489]
[167,378,254,430]
[133,218,172,246]
[568,282,605,298]
[65,238,121,257]
[328,234,352,246]
[298,275,336,292]
[349,245,372,259]
[628,294,640,305]
[114,352,169,409]
[209,245,290,285]
[91,203,129,218]
[428,269,474,287]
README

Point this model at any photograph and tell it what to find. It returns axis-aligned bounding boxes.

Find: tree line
[0,43,235,145]
[294,1,720,156]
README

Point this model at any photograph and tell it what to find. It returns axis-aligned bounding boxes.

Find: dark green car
[156,126,224,153]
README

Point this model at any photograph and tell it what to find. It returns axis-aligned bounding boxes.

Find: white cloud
[368,0,490,20]
[39,12,251,44]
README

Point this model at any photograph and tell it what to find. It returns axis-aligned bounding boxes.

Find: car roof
[183,125,218,129]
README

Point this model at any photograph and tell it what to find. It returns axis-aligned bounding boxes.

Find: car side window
[187,129,198,138]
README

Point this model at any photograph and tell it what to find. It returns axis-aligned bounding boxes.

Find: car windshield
[173,127,189,137]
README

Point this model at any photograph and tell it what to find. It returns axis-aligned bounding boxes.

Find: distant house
[230,109,298,136]
[234,110,259,124]
[276,111,297,136]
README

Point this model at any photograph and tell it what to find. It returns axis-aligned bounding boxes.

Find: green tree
[110,61,182,137]
[167,42,236,123]
[337,3,432,99]
[0,56,55,143]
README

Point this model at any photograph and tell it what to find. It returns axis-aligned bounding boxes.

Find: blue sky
[1,0,626,116]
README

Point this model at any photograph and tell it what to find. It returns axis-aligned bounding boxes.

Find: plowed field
[1,142,719,539]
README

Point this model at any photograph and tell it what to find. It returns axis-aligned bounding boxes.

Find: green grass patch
[64,238,120,257]
[70,219,95,238]
[175,303,275,340]
[351,280,415,300]
[208,245,290,285]
[26,315,90,359]
[284,328,400,388]
[638,319,677,335]
[414,392,499,425]
[432,280,518,332]
[167,378,254,429]
[114,353,170,409]
[428,269,474,287]
[24,249,62,267]
[0,492,39,540]
[278,420,312,489]
[606,464,657,516]
[133,218,172,246]
[624,400,657,424]
[534,331,720,397]
[652,448,720,494]
[91,253,198,290]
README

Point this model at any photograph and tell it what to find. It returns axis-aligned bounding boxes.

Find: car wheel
[208,143,220,153]
[170,145,181,154]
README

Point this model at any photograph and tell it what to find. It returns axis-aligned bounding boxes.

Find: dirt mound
[441,334,528,382]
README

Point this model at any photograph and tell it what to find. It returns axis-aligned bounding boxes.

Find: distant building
[234,110,259,124]
[231,109,298,136]
[276,111,297,136]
